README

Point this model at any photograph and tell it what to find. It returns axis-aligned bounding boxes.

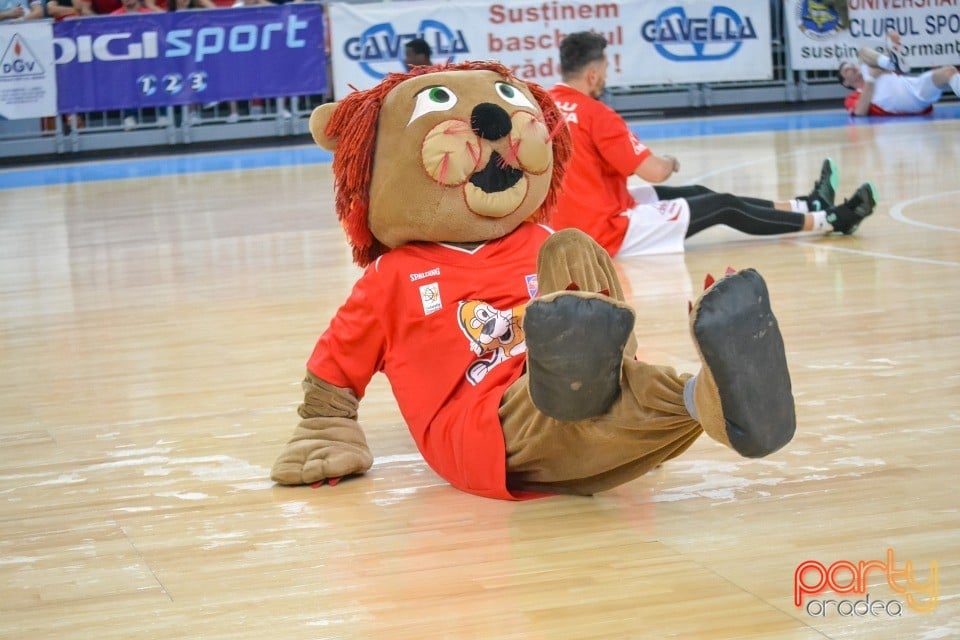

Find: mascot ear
[309,103,339,151]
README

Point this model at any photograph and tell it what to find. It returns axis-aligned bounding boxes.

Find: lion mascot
[271,61,796,499]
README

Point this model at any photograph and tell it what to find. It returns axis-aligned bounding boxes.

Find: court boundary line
[888,190,960,234]
[787,240,960,267]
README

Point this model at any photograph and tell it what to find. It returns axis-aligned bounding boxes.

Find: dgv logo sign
[641,6,757,61]
[344,19,468,79]
[0,34,46,78]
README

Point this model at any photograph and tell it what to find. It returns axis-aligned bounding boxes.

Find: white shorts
[873,71,943,114]
[616,185,691,257]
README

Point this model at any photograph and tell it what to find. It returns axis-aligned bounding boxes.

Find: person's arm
[71,0,93,14]
[0,3,26,18]
[47,0,78,15]
[24,0,44,18]
[633,153,680,184]
[851,65,882,117]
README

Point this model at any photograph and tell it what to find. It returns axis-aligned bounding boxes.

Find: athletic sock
[876,54,896,71]
[812,211,831,233]
[791,198,809,213]
[950,73,960,98]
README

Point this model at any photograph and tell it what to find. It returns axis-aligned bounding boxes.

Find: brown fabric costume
[500,229,704,495]
[271,62,796,497]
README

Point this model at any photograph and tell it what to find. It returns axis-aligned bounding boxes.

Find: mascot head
[309,61,572,266]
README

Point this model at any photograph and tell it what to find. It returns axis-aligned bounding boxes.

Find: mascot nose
[471,103,512,141]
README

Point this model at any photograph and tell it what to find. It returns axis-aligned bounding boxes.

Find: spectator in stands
[111,0,158,12]
[838,30,960,117]
[72,0,161,14]
[547,31,878,258]
[23,0,77,20]
[1,0,28,20]
[404,38,432,71]
[168,0,225,125]
[222,0,292,123]
[173,0,213,9]
[109,0,162,129]
[22,0,79,134]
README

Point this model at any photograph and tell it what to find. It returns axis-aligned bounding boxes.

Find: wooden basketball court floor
[1,108,958,639]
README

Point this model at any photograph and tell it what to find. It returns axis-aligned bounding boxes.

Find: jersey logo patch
[419,282,442,315]
[525,273,539,298]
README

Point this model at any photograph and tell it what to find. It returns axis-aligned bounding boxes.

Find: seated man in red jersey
[548,31,878,259]
[838,30,960,117]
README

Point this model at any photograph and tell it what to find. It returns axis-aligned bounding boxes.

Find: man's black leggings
[653,185,806,238]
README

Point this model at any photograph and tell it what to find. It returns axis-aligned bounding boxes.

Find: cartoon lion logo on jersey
[271,61,796,500]
[458,300,526,385]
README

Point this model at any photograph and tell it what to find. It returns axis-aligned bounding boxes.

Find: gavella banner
[328,0,773,99]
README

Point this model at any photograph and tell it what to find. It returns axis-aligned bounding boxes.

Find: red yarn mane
[324,60,573,266]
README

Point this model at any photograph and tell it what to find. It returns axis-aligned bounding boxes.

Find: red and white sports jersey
[548,83,651,256]
[307,222,552,500]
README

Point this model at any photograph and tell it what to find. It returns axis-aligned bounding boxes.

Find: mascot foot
[525,291,635,421]
[690,269,795,457]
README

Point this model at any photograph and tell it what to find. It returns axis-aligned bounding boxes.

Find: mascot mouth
[469,152,524,194]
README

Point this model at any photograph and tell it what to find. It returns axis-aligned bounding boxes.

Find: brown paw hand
[271,417,373,486]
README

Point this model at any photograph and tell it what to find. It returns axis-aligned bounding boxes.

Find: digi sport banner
[786,0,960,70]
[54,4,326,113]
[328,0,773,99]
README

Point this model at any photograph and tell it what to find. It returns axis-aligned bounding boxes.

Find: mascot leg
[271,373,374,485]
[687,268,795,458]
[523,229,638,421]
[501,230,794,495]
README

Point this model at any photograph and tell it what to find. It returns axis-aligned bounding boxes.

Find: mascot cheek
[510,112,551,175]
[421,120,482,186]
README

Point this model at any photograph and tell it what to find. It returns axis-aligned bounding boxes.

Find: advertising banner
[328,0,772,99]
[785,0,960,70]
[0,21,57,120]
[53,4,326,112]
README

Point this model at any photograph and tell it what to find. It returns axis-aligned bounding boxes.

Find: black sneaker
[826,182,878,235]
[802,158,837,212]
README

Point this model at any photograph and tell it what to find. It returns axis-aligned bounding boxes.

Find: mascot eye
[495,82,535,109]
[408,85,459,124]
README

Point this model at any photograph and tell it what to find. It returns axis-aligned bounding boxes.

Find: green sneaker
[804,158,838,212]
[826,182,878,235]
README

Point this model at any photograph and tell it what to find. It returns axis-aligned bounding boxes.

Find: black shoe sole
[525,293,635,422]
[693,270,796,457]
